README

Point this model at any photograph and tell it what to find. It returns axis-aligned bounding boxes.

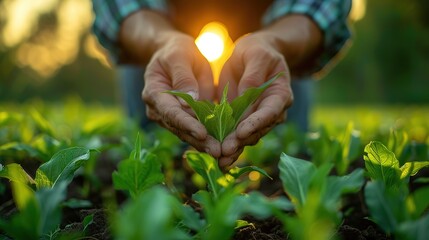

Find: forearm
[257,14,323,71]
[118,9,178,64]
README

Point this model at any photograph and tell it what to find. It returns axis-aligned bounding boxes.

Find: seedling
[186,151,292,240]
[166,73,283,142]
[0,147,92,239]
[278,152,364,240]
[112,134,164,199]
[363,141,429,238]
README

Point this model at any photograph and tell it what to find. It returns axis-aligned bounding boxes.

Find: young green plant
[186,151,292,240]
[278,152,364,240]
[166,72,283,142]
[0,147,93,239]
[363,141,429,239]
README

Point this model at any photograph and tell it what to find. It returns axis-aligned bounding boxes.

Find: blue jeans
[118,65,313,132]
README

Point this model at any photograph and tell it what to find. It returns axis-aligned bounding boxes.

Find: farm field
[0,100,428,240]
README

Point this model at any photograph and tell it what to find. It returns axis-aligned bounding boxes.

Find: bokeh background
[0,0,428,105]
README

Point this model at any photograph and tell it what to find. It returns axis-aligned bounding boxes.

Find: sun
[195,22,229,62]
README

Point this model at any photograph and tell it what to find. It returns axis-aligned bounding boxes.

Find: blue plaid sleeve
[263,0,352,75]
[91,0,167,62]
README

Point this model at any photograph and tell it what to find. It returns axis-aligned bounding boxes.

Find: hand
[217,32,293,167]
[142,32,221,157]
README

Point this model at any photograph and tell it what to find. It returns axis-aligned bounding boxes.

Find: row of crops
[0,98,428,240]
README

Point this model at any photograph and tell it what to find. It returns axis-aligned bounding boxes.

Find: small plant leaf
[165,73,281,142]
[164,90,214,123]
[388,129,408,165]
[0,182,66,240]
[115,186,191,240]
[279,152,316,206]
[230,72,282,126]
[0,163,36,210]
[324,168,364,209]
[364,181,401,233]
[228,166,272,180]
[397,213,429,240]
[407,186,429,219]
[82,214,94,232]
[204,87,235,141]
[364,141,401,187]
[35,147,91,189]
[186,151,224,198]
[112,150,164,199]
[400,161,429,179]
[0,163,35,185]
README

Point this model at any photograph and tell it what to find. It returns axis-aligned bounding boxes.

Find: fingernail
[187,91,198,100]
[191,131,202,139]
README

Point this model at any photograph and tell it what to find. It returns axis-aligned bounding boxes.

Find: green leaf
[306,126,342,167]
[279,152,316,206]
[35,147,91,189]
[230,72,282,126]
[364,181,402,233]
[400,161,429,179]
[0,182,66,240]
[0,194,40,240]
[0,142,41,159]
[0,163,35,185]
[388,129,408,164]
[192,189,238,240]
[165,72,281,142]
[30,109,54,136]
[0,163,35,210]
[115,186,191,240]
[235,220,254,229]
[204,89,235,141]
[164,90,214,124]
[177,204,205,232]
[112,150,164,199]
[364,141,401,187]
[82,214,94,232]
[337,122,361,175]
[407,186,429,219]
[323,168,364,209]
[36,182,67,234]
[397,214,429,240]
[232,191,294,219]
[186,151,223,199]
[131,133,142,160]
[228,166,272,180]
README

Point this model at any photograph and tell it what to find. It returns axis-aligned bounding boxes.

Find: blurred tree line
[0,0,428,105]
[316,0,429,104]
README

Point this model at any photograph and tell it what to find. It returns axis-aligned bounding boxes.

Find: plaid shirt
[92,0,351,74]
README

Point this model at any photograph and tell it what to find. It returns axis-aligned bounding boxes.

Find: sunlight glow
[1,0,109,78]
[249,171,261,182]
[195,22,234,86]
[1,0,58,47]
[196,32,224,62]
[350,0,367,22]
[195,22,228,62]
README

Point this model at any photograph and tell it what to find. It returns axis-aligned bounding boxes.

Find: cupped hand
[217,32,294,167]
[142,32,221,157]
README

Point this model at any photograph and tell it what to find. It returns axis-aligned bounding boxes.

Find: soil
[0,154,399,240]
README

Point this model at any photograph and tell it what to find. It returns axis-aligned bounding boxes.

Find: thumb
[237,64,265,96]
[171,65,199,102]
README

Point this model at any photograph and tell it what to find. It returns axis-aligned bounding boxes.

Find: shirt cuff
[263,0,352,75]
[92,0,168,63]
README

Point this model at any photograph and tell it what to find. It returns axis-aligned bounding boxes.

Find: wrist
[119,9,177,64]
[256,14,323,69]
